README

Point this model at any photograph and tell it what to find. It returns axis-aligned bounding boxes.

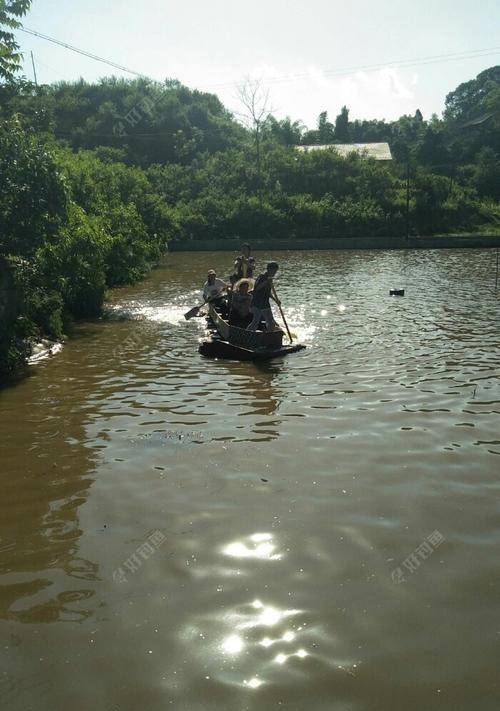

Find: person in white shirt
[202,270,228,314]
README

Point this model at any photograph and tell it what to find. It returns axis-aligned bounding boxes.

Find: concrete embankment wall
[168,235,500,252]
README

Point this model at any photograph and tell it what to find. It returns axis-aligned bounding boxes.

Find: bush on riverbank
[0,116,170,379]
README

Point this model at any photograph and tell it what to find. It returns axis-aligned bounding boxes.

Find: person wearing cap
[202,270,228,305]
[247,262,281,331]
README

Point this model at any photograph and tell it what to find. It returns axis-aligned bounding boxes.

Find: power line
[205,47,500,91]
[19,26,152,80]
[18,25,500,94]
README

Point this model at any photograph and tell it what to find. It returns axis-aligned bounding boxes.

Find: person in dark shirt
[247,262,281,331]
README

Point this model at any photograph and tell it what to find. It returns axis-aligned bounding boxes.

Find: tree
[444,66,500,124]
[0,115,69,256]
[317,111,335,144]
[473,147,500,199]
[443,66,500,162]
[0,76,246,166]
[416,126,450,172]
[390,113,425,163]
[334,106,350,142]
[0,0,32,81]
[263,115,304,145]
[236,77,272,209]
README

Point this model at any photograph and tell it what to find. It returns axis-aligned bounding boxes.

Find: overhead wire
[19,26,151,80]
[205,48,500,91]
[18,25,500,93]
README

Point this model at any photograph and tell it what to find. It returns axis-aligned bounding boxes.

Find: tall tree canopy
[0,0,31,81]
[334,106,350,142]
[444,66,500,161]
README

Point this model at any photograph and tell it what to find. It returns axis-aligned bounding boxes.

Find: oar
[272,285,293,343]
[185,284,231,320]
[184,294,221,320]
[184,303,204,320]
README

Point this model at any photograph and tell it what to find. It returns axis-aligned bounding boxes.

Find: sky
[14,0,500,128]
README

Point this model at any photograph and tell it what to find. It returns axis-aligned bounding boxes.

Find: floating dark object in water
[390,288,405,296]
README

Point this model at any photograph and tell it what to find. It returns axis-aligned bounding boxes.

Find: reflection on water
[223,533,283,560]
[1,249,500,711]
[179,533,309,694]
[0,372,98,626]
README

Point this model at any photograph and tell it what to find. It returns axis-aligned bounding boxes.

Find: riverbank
[169,234,500,251]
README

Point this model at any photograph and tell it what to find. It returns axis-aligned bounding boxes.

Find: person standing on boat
[247,262,281,332]
[234,243,255,280]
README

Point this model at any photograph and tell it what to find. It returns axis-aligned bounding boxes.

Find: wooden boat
[199,304,306,361]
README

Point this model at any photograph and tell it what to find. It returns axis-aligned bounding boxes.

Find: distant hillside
[0,77,247,166]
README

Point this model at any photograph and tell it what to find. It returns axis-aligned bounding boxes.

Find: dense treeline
[1,65,500,377]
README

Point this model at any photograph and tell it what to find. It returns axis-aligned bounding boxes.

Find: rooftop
[296,142,392,160]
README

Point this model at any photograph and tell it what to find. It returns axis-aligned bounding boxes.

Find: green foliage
[416,125,450,172]
[0,77,246,165]
[0,115,69,256]
[38,205,107,317]
[0,256,63,380]
[0,0,31,81]
[0,110,172,377]
[318,111,335,144]
[103,204,157,286]
[262,115,304,145]
[444,66,500,162]
[1,67,500,379]
[473,147,500,199]
[334,106,350,142]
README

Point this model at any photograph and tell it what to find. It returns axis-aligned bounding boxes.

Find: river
[1,249,499,711]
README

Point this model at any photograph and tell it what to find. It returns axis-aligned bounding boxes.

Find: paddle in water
[272,285,293,343]
[184,294,220,320]
[184,303,205,320]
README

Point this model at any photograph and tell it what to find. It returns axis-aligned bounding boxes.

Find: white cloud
[249,63,282,81]
[307,65,331,89]
[300,65,417,122]
[204,63,420,127]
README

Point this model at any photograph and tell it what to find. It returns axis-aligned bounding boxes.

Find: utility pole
[31,51,38,87]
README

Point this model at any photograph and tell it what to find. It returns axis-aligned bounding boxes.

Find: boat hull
[199,304,306,361]
[208,304,284,349]
[199,338,306,361]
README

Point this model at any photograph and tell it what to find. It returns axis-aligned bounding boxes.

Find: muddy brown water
[1,249,499,711]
